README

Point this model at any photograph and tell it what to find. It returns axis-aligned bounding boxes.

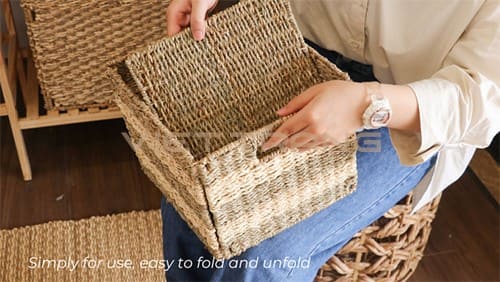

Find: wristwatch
[362,82,392,130]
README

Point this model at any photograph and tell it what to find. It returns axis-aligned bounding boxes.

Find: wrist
[351,82,372,129]
[381,84,421,132]
[360,82,392,130]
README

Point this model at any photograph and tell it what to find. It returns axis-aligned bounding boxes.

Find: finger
[318,135,341,147]
[190,0,211,40]
[277,85,321,116]
[166,0,189,36]
[283,128,316,149]
[297,140,323,152]
[261,113,309,151]
[319,140,336,147]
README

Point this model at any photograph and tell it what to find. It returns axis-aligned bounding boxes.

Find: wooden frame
[0,0,121,181]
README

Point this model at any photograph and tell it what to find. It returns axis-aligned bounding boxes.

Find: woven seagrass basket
[316,192,442,282]
[107,0,357,259]
[20,0,169,110]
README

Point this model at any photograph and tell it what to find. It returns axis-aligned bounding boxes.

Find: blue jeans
[161,127,436,282]
[160,43,436,282]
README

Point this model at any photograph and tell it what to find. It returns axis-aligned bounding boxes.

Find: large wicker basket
[316,192,442,282]
[20,0,169,110]
[107,0,357,259]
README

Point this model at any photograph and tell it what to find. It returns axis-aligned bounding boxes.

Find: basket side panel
[125,0,309,160]
[201,47,357,258]
[107,68,222,256]
[20,0,169,110]
[132,143,221,256]
[207,139,358,258]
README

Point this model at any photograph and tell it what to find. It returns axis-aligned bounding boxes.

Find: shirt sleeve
[389,1,500,166]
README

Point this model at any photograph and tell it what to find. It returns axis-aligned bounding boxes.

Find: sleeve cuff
[388,129,439,166]
[389,79,457,166]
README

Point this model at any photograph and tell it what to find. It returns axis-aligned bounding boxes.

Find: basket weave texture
[108,0,357,259]
[316,192,442,282]
[20,0,169,110]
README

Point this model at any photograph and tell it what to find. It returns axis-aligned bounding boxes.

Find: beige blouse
[290,0,500,212]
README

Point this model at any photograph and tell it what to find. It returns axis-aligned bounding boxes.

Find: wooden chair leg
[0,47,32,181]
[0,0,32,180]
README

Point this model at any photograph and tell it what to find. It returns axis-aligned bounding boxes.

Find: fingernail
[277,107,286,115]
[193,30,204,41]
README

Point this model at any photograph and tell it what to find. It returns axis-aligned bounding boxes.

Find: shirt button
[350,40,361,49]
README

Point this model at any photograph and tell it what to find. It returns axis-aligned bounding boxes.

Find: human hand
[262,80,370,152]
[166,0,218,40]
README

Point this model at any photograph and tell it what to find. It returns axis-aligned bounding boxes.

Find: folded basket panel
[108,0,358,259]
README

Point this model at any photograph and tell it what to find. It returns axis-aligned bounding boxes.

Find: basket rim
[124,0,305,70]
[108,45,350,169]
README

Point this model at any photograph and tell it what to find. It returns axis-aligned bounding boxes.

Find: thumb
[278,85,319,116]
[190,0,212,41]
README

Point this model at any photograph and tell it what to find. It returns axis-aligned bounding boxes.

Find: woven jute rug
[0,210,165,281]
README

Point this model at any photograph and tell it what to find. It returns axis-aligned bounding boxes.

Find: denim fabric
[160,42,437,282]
[161,128,435,282]
[304,39,377,83]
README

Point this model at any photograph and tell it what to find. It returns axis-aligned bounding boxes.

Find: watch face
[371,109,391,127]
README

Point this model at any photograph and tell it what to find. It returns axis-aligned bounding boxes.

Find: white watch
[362,83,392,130]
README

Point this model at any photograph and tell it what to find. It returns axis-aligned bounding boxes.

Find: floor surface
[1,118,498,281]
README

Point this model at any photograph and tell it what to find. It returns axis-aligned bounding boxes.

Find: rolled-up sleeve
[389,1,500,166]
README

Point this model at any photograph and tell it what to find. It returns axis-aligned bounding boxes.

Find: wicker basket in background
[316,192,442,282]
[108,0,357,259]
[20,0,169,110]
